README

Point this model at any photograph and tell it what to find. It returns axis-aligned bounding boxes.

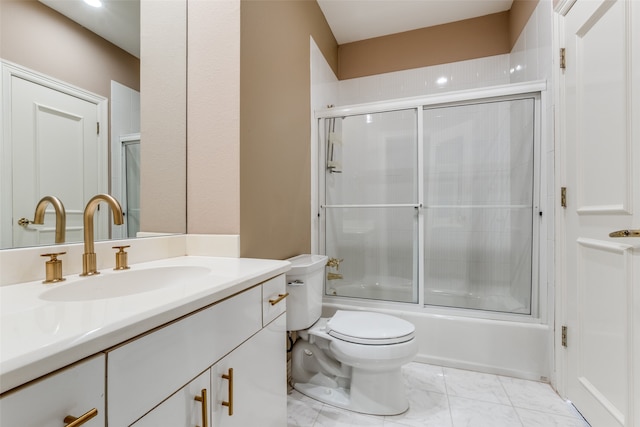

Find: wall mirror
[0,0,186,249]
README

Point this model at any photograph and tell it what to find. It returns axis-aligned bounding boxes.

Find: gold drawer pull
[268,292,289,306]
[222,368,234,416]
[194,388,208,427]
[63,408,98,427]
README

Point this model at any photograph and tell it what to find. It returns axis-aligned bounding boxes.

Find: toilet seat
[326,310,415,345]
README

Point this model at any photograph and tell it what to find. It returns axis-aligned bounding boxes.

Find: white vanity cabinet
[107,274,287,427]
[0,354,105,427]
[211,312,287,427]
[130,371,210,427]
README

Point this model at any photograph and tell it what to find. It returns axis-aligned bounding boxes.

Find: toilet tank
[285,254,328,331]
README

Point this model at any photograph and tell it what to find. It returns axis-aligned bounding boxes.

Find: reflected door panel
[10,75,105,248]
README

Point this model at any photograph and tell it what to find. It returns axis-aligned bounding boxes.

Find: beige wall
[139,0,187,234]
[337,0,539,80]
[186,0,241,235]
[239,0,337,259]
[338,12,511,80]
[0,0,139,97]
[145,0,539,259]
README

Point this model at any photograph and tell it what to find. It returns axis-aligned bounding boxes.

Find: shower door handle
[609,229,640,238]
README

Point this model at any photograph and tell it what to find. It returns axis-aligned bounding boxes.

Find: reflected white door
[561,0,639,426]
[9,74,106,247]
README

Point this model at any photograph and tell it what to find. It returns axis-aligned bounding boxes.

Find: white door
[560,0,640,426]
[6,70,107,247]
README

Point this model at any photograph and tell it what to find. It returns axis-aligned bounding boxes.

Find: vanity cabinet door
[130,370,210,427]
[211,313,287,427]
[107,285,262,427]
[0,354,105,427]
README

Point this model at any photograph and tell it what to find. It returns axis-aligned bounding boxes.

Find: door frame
[553,0,574,402]
[0,60,108,248]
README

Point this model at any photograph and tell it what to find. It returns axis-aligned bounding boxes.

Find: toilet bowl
[286,255,418,416]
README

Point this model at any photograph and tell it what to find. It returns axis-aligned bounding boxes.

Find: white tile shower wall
[338,55,511,106]
[510,0,555,383]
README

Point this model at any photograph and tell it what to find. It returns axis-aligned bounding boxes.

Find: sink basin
[40,266,213,302]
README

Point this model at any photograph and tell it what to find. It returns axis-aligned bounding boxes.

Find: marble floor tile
[517,408,591,427]
[449,396,523,427]
[314,405,385,427]
[499,376,583,419]
[443,367,511,405]
[287,363,592,427]
[402,362,447,394]
[288,390,323,426]
[383,389,452,427]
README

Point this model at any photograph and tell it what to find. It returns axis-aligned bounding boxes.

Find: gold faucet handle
[40,252,67,284]
[112,245,131,270]
[326,257,343,270]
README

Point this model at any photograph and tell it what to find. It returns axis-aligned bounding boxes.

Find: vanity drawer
[262,274,287,326]
[0,354,105,427]
[107,285,262,427]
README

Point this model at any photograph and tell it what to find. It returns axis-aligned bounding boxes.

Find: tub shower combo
[316,83,548,379]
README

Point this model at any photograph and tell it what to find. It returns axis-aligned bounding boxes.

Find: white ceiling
[37,0,514,58]
[38,0,140,58]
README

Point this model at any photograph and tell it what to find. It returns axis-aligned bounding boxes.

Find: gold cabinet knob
[112,245,130,270]
[40,252,66,284]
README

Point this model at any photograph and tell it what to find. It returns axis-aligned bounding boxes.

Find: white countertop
[0,256,291,394]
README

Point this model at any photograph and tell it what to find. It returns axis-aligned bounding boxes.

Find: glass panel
[325,110,417,205]
[324,207,417,303]
[423,98,535,314]
[124,142,141,238]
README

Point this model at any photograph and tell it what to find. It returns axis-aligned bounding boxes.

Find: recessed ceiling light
[84,0,103,8]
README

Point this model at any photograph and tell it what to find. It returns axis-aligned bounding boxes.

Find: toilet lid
[326,311,415,345]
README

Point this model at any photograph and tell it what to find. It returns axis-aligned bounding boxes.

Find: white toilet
[286,254,418,416]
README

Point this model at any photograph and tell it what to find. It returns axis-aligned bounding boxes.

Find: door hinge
[561,326,568,347]
[560,48,566,70]
[97,122,100,135]
[561,187,567,208]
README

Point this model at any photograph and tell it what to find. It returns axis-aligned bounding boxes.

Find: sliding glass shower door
[422,99,536,313]
[323,109,419,303]
[321,94,538,315]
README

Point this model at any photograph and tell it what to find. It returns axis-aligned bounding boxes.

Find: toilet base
[293,368,410,416]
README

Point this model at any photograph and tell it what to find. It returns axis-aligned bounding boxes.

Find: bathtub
[322,283,552,383]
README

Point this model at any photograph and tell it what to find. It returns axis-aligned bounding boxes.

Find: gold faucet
[81,194,124,276]
[326,257,344,280]
[32,196,66,244]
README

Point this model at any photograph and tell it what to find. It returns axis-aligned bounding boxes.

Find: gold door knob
[63,408,98,426]
[609,229,640,237]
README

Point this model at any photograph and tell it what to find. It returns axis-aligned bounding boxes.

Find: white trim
[554,0,577,17]
[315,81,547,119]
[0,60,108,249]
